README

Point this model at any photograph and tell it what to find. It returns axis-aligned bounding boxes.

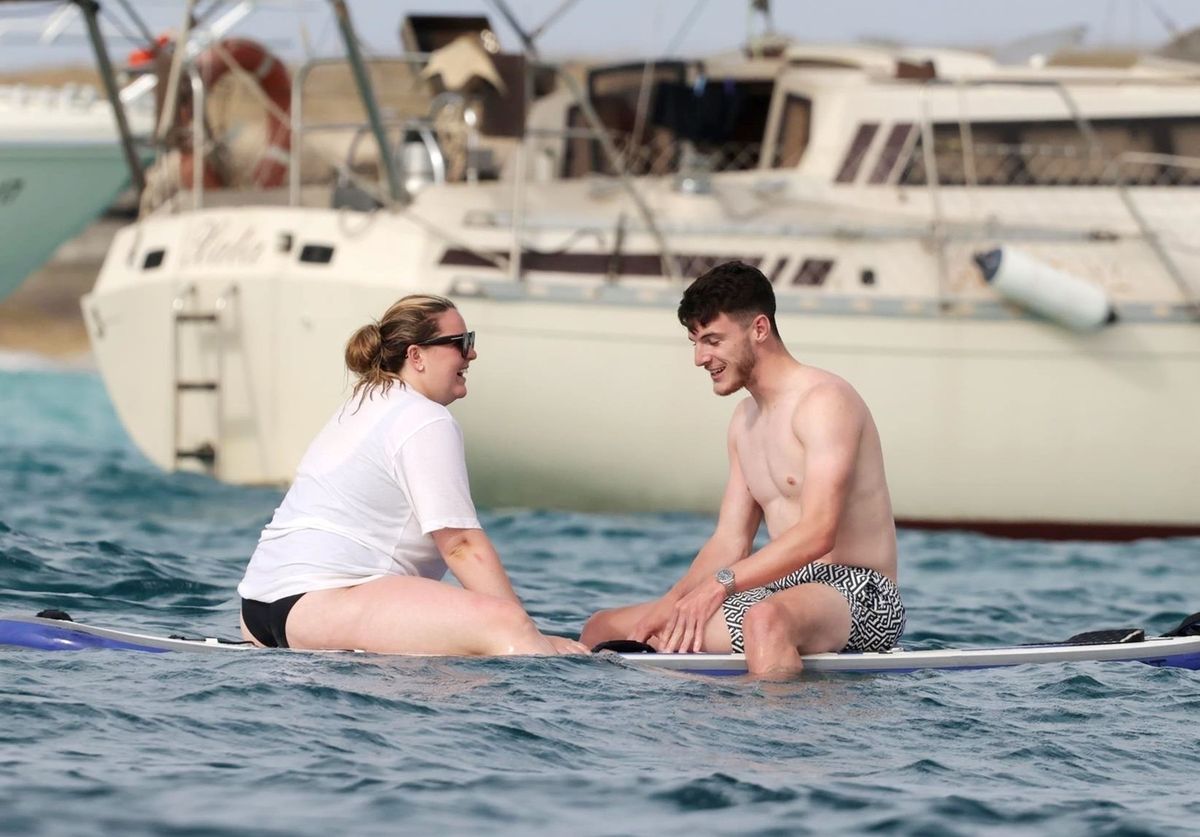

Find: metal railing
[288,54,438,207]
[551,128,764,179]
[141,48,1200,311]
[188,66,206,211]
[902,138,1200,188]
[146,48,757,283]
[907,79,1200,314]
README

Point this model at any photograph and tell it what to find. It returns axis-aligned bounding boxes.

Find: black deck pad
[1063,628,1144,645]
[592,639,658,654]
[1164,612,1200,637]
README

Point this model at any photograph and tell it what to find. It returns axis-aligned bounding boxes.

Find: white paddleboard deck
[3,615,1199,675]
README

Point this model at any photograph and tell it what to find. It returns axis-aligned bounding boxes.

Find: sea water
[1,362,1197,836]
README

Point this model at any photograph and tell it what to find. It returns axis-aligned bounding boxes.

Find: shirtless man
[580,261,905,675]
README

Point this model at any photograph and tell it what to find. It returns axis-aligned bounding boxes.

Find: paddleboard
[3,614,1199,675]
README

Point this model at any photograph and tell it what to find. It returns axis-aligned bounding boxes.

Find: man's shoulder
[792,371,868,426]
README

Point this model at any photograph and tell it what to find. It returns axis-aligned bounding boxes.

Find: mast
[329,0,406,204]
[71,0,146,197]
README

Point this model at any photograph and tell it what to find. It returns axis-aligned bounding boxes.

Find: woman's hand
[546,634,589,655]
[658,579,727,654]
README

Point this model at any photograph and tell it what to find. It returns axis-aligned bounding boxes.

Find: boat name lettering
[185,222,265,266]
[0,178,23,205]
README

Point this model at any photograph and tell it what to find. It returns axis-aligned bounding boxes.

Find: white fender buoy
[974,246,1117,331]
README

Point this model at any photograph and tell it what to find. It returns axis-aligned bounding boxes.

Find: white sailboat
[0,81,151,302]
[79,4,1200,536]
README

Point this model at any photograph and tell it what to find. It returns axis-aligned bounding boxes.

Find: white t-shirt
[237,384,481,602]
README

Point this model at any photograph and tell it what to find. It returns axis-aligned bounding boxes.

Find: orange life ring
[178,38,292,189]
[128,34,171,68]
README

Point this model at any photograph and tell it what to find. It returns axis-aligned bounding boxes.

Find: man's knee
[742,599,791,648]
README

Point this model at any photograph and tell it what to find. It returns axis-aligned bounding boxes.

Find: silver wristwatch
[715,567,736,597]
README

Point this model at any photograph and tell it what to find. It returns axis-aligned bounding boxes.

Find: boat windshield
[562,61,775,178]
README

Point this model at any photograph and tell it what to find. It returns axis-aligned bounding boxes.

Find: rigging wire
[111,0,157,45]
[97,3,146,51]
[663,0,709,57]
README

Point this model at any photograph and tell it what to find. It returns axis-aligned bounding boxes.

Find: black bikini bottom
[241,593,306,648]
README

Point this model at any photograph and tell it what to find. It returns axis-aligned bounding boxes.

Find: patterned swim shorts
[721,563,906,654]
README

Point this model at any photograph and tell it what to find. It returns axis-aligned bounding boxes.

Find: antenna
[749,0,774,40]
[528,0,581,45]
[485,0,539,57]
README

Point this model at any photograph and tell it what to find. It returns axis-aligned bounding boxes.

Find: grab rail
[189,66,205,212]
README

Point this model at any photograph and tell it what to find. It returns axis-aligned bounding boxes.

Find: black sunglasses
[415,331,475,358]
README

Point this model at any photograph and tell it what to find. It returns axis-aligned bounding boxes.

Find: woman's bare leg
[284,576,558,656]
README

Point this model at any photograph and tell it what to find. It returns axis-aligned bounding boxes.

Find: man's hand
[659,578,727,654]
[629,596,677,647]
[546,635,590,655]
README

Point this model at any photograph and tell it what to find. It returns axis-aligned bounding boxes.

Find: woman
[238,294,585,656]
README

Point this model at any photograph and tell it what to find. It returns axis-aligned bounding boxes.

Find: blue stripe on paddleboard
[0,620,169,653]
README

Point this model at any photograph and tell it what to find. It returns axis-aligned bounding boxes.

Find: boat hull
[81,207,1200,532]
[0,142,132,301]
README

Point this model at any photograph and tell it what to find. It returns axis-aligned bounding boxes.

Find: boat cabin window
[867,123,915,183]
[563,61,687,178]
[772,95,812,168]
[896,117,1200,186]
[835,123,878,182]
[654,78,773,171]
[562,65,773,177]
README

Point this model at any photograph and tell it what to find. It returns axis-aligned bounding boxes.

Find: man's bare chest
[737,413,807,503]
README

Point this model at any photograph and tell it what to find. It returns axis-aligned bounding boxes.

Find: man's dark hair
[677,260,780,337]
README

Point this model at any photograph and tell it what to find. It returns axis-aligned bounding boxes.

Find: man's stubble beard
[720,342,756,396]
